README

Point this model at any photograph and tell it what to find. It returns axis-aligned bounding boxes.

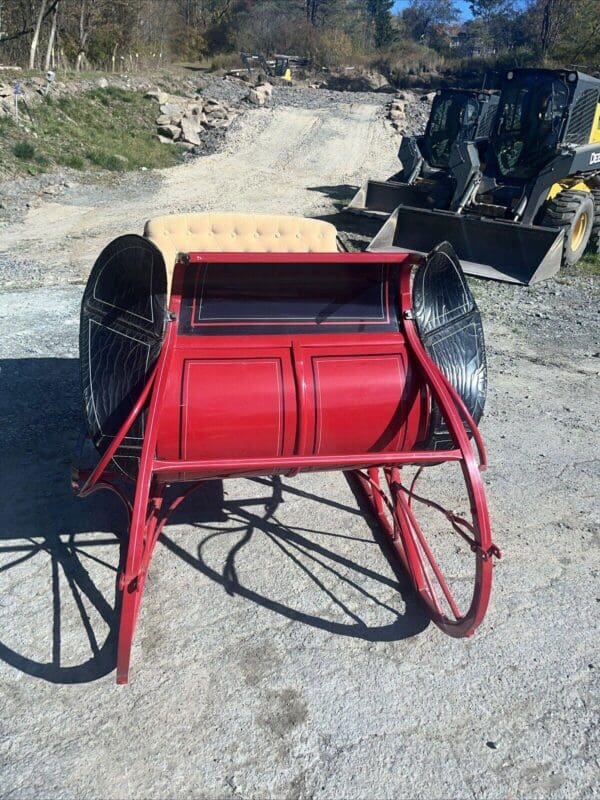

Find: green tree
[468,0,514,22]
[400,0,459,42]
[367,0,395,48]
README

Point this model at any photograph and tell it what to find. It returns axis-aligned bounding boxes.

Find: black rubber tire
[586,188,600,255]
[539,189,595,267]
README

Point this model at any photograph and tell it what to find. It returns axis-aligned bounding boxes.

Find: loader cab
[488,68,600,184]
[421,89,497,171]
[489,70,572,182]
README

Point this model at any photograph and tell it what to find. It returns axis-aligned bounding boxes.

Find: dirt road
[0,102,397,288]
[0,97,598,800]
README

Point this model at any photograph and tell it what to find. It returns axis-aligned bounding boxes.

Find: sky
[392,0,474,22]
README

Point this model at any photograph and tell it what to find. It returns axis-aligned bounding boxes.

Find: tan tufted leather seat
[144,212,339,294]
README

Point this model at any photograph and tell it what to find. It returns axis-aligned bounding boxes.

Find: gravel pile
[270,84,391,109]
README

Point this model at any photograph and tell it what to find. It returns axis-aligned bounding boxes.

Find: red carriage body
[74,216,500,683]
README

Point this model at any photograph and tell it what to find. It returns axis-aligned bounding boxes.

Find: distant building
[448,25,496,58]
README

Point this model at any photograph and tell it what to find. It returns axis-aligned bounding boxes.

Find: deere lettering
[590,151,600,165]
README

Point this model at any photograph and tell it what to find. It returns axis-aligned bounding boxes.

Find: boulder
[155,114,171,126]
[157,134,175,144]
[247,82,273,107]
[159,102,185,122]
[204,107,229,120]
[180,115,202,146]
[97,77,109,89]
[203,116,231,130]
[146,88,170,104]
[157,124,181,141]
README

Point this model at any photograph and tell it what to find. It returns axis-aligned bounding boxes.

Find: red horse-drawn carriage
[73,213,500,683]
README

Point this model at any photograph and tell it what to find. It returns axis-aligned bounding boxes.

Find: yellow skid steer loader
[369,68,600,284]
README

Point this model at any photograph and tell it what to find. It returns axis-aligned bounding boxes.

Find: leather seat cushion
[144,212,339,293]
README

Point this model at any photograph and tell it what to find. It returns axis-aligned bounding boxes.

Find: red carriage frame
[73,251,501,684]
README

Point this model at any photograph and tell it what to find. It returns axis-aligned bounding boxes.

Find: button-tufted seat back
[144,212,339,294]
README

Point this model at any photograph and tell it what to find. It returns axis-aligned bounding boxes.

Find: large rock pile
[387,90,434,135]
[388,94,407,132]
[146,88,240,147]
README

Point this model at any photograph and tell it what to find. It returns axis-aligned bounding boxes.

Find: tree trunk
[29,0,48,70]
[540,0,552,60]
[44,0,59,71]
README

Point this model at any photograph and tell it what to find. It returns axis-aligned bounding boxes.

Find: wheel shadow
[162,474,428,643]
[0,357,125,683]
[0,357,427,684]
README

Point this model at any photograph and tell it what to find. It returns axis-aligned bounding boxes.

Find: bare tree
[44,0,59,70]
[29,0,48,68]
[539,0,570,60]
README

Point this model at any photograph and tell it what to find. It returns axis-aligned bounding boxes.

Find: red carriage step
[73,213,500,684]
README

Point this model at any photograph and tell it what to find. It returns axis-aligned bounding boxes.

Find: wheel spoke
[398,490,462,620]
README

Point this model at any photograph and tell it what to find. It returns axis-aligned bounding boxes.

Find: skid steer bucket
[346,179,452,218]
[368,206,564,284]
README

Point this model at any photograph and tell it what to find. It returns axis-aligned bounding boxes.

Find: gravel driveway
[0,93,598,800]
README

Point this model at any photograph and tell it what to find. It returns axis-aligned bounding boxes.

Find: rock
[389,108,404,121]
[157,124,181,141]
[157,134,175,144]
[420,92,436,103]
[97,77,109,89]
[146,88,170,104]
[155,114,171,126]
[204,107,229,120]
[202,117,231,130]
[247,82,273,107]
[159,102,184,121]
[180,115,202,146]
[247,89,262,106]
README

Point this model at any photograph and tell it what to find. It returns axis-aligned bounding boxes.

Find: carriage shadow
[0,357,427,684]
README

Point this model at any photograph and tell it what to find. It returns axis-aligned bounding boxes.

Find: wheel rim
[362,462,494,638]
[571,210,589,252]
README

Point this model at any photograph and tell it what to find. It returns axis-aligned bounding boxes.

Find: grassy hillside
[580,253,600,276]
[0,87,185,179]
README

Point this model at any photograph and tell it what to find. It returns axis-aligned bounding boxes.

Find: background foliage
[0,0,598,78]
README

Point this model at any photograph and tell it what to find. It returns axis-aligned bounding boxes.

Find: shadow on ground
[306,184,384,250]
[0,358,427,684]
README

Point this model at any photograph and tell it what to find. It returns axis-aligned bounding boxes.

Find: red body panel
[156,338,424,478]
[156,251,425,479]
